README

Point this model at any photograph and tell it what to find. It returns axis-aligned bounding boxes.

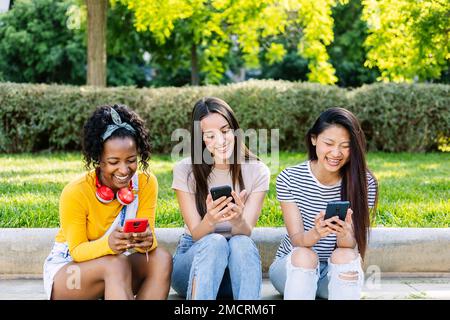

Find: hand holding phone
[123,218,151,261]
[108,226,130,254]
[204,185,236,226]
[323,201,354,240]
[324,201,350,223]
[123,218,148,233]
[210,185,235,203]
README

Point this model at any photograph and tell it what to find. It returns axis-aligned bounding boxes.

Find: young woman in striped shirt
[269,107,378,300]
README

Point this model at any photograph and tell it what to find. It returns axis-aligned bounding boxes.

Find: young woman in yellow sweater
[43,104,172,300]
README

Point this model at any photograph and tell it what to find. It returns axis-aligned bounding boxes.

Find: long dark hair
[306,107,378,259]
[190,97,256,218]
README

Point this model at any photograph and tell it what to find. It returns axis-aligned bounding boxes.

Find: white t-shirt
[172,157,271,238]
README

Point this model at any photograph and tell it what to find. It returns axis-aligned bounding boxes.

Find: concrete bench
[1,227,450,278]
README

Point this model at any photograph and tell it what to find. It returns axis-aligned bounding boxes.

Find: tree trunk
[86,0,107,87]
[191,42,199,86]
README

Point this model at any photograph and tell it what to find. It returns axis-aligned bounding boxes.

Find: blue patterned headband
[102,107,136,141]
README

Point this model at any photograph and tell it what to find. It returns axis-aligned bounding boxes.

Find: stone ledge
[1,227,449,275]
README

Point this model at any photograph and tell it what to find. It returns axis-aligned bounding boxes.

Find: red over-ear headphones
[95,173,134,205]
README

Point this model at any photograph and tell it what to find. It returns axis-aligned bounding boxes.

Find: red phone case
[123,218,148,233]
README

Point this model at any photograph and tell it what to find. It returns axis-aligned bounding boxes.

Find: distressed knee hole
[291,266,317,274]
[191,276,196,299]
[338,271,359,281]
[290,248,318,269]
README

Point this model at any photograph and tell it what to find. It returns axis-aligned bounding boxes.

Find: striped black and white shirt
[275,160,377,262]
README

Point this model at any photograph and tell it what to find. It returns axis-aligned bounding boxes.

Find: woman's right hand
[313,211,334,238]
[108,226,133,254]
[204,194,235,226]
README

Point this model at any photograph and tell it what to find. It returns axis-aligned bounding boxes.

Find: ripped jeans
[171,233,262,300]
[269,249,364,300]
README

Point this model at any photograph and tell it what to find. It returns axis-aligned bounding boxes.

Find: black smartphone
[324,201,350,222]
[210,185,235,203]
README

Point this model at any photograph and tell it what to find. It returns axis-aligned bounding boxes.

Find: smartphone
[324,201,350,222]
[210,185,235,203]
[123,218,148,233]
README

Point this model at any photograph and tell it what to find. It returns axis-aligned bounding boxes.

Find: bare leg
[51,254,134,300]
[128,247,172,300]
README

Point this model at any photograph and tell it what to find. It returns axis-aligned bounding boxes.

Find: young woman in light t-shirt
[171,97,270,300]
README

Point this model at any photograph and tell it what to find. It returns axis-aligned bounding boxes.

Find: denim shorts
[43,242,73,300]
[42,241,136,300]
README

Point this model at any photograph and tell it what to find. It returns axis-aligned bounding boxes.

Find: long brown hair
[190,97,256,218]
[305,107,378,259]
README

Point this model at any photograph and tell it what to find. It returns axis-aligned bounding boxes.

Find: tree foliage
[2,0,448,87]
[362,0,450,82]
[0,0,86,84]
[329,0,379,87]
[0,0,155,86]
[114,0,350,84]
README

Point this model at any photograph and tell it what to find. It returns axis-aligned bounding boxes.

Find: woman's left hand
[129,226,153,250]
[324,208,354,239]
[223,190,247,226]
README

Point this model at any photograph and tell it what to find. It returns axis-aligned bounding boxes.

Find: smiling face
[99,136,138,192]
[311,124,351,174]
[200,112,235,164]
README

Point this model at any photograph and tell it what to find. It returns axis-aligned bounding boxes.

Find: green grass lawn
[0,152,449,228]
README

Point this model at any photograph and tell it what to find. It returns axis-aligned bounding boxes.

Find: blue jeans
[269,250,364,300]
[171,233,262,300]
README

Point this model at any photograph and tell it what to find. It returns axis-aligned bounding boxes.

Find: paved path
[1,276,449,300]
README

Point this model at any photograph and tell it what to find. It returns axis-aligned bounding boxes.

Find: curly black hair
[82,104,151,173]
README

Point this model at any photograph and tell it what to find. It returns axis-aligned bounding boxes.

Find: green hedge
[0,80,448,153]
